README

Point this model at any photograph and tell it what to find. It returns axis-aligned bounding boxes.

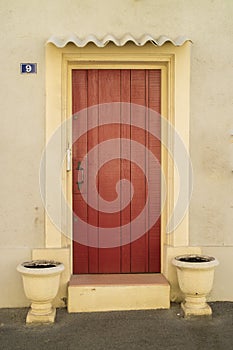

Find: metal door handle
[76,161,84,190]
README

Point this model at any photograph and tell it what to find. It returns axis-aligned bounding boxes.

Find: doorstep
[68,274,170,312]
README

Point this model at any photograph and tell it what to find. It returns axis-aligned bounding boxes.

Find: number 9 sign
[20,63,37,74]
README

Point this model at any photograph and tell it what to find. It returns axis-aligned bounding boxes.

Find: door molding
[44,42,192,275]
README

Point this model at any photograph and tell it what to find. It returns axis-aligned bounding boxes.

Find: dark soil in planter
[22,260,60,269]
[178,256,213,263]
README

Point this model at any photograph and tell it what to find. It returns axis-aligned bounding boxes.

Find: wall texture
[0,0,233,306]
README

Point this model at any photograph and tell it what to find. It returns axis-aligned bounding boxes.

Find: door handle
[76,161,84,190]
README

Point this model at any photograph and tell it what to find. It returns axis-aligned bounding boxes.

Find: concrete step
[68,274,170,312]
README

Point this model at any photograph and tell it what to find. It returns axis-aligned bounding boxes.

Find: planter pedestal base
[26,308,56,323]
[26,301,56,323]
[181,297,212,317]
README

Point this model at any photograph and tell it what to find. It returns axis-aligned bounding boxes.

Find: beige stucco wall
[0,0,233,306]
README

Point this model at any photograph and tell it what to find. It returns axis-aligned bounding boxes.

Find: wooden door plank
[148,70,161,271]
[130,70,147,272]
[72,70,88,274]
[145,70,149,272]
[120,70,131,272]
[98,70,121,273]
[87,70,99,273]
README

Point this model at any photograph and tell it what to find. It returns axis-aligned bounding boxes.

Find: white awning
[47,34,191,48]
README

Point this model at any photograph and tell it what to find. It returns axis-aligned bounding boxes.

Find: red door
[72,69,161,274]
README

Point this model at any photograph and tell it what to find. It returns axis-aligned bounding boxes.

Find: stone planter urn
[17,260,64,323]
[172,254,219,317]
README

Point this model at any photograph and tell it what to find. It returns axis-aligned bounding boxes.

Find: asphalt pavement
[0,302,233,350]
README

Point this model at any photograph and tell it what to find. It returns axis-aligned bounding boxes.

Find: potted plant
[172,254,219,317]
[17,260,64,323]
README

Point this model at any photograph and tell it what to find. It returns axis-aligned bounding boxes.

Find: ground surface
[0,302,233,350]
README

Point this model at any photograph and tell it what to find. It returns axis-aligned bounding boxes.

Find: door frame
[43,41,192,278]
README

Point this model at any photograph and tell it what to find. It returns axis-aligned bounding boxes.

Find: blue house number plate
[20,63,37,74]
